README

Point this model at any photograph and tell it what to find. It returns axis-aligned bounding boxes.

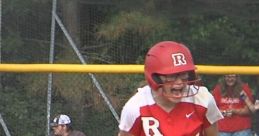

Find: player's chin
[168,97,181,103]
[165,95,182,103]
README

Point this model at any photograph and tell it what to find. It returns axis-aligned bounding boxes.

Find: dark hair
[219,75,243,97]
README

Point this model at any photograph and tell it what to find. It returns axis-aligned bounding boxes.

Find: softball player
[118,41,223,136]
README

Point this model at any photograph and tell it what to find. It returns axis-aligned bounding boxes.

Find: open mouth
[162,88,184,98]
[162,86,198,98]
[170,89,183,95]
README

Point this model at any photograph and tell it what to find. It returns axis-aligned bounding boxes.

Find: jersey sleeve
[202,87,224,128]
[119,86,155,135]
[206,92,223,123]
[119,104,138,130]
[118,94,142,135]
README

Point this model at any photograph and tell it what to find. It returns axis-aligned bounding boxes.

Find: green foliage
[2,0,259,136]
[82,108,118,136]
[97,11,169,40]
[0,79,46,135]
[96,11,173,63]
[97,0,259,65]
[2,33,24,62]
[183,16,259,65]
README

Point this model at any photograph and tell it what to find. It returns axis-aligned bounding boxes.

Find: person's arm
[118,130,135,136]
[239,90,256,113]
[243,96,256,113]
[203,123,219,136]
[225,97,253,116]
[231,105,251,115]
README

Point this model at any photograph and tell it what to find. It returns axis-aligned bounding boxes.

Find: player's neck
[152,89,176,113]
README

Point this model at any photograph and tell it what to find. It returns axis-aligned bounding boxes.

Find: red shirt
[119,85,223,136]
[212,83,253,132]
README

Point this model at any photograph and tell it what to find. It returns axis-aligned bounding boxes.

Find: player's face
[224,74,237,87]
[159,72,189,103]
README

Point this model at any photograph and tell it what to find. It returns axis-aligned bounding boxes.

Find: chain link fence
[0,0,258,136]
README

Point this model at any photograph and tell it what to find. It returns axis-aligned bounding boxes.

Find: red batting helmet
[144,41,196,90]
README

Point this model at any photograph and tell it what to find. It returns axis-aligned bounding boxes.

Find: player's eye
[160,73,189,83]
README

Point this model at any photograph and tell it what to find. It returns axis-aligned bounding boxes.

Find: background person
[50,114,86,136]
[253,76,259,136]
[118,41,223,136]
[253,88,259,136]
[212,74,253,136]
[240,88,259,136]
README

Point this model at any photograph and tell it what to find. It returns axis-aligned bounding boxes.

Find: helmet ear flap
[152,74,162,84]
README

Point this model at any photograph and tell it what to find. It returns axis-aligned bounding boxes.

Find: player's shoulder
[188,85,215,107]
[132,85,152,100]
[124,85,154,108]
[196,85,210,93]
[191,85,210,95]
[196,85,213,98]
